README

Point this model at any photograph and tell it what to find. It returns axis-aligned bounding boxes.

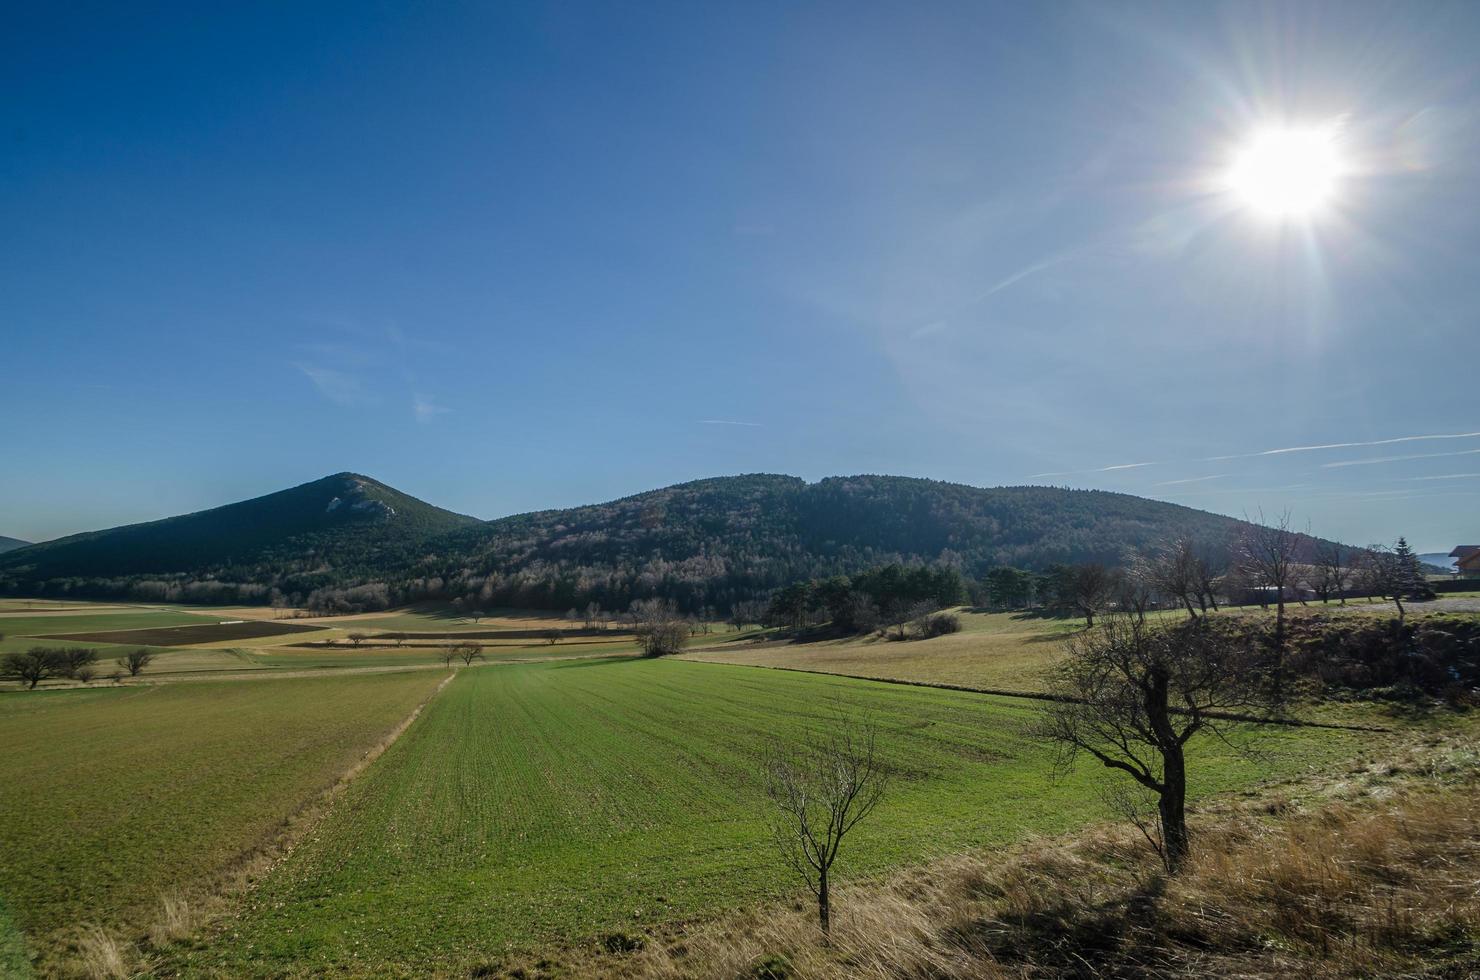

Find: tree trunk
[1084,610,1095,628]
[1145,666,1190,872]
[1183,596,1198,619]
[817,867,831,937]
[1272,595,1286,698]
[1159,745,1189,872]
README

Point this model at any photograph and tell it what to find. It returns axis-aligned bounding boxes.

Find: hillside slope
[419,474,1269,611]
[0,536,30,554]
[0,472,1318,611]
[0,474,478,596]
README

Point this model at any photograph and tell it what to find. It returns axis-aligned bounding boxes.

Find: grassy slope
[175,657,1362,977]
[0,671,446,965]
[684,609,1082,691]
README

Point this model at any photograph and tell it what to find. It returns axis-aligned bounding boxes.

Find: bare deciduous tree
[116,648,154,677]
[1313,542,1351,605]
[1118,555,1156,622]
[453,641,484,666]
[1237,510,1302,691]
[1068,563,1117,628]
[58,648,98,679]
[1037,616,1275,871]
[630,598,688,656]
[542,629,562,645]
[346,631,368,647]
[764,711,889,936]
[4,648,61,689]
[1140,538,1206,619]
[1358,541,1425,622]
[439,646,458,668]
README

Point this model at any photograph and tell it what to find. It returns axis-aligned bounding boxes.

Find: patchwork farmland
[0,597,1472,977]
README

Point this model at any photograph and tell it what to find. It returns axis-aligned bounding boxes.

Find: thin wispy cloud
[698,419,762,427]
[1407,472,1480,481]
[1030,461,1159,478]
[1205,430,1480,462]
[1322,448,1480,469]
[908,250,1080,341]
[1153,474,1227,487]
[1028,430,1480,481]
[294,363,367,406]
[412,394,450,424]
[1158,483,1313,497]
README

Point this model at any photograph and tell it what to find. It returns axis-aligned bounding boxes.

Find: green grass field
[0,670,447,969]
[164,656,1363,978]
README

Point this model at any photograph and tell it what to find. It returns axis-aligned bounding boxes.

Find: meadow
[0,600,643,681]
[0,670,447,971]
[683,609,1081,691]
[164,656,1362,978]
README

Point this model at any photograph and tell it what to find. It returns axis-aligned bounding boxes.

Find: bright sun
[1226,126,1344,217]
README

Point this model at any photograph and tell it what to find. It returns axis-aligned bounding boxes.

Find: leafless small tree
[453,641,484,666]
[1118,555,1156,622]
[439,646,458,668]
[58,648,98,679]
[346,631,368,647]
[1141,538,1204,619]
[1037,616,1276,872]
[1358,543,1420,622]
[1068,563,1117,628]
[764,711,889,937]
[1312,541,1351,604]
[4,648,61,689]
[1191,543,1222,614]
[542,629,562,645]
[630,598,688,656]
[884,600,938,641]
[116,648,154,677]
[1237,509,1302,692]
[389,631,408,648]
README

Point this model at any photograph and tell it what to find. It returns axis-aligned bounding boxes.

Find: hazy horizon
[4,1,1477,552]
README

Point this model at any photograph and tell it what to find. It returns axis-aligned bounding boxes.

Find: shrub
[911,611,961,639]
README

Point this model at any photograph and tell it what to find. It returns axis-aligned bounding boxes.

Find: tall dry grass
[501,738,1479,979]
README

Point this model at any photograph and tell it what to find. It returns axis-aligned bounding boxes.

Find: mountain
[0,473,479,601]
[0,472,1333,612]
[425,474,1293,612]
[0,536,30,554]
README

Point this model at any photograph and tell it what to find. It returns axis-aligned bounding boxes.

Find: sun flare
[1226,126,1344,217]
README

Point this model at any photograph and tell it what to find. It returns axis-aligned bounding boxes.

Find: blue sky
[3,1,1478,552]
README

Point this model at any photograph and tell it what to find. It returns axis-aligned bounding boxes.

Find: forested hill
[0,536,30,554]
[0,473,479,601]
[425,474,1261,612]
[0,472,1290,611]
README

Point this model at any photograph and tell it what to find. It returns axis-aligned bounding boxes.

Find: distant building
[1450,546,1480,577]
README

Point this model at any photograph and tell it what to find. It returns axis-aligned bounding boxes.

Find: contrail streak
[1322,448,1480,469]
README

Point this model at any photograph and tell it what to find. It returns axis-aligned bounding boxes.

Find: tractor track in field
[136,670,460,977]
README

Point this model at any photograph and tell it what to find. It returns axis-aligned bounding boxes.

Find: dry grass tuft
[147,891,196,947]
[75,925,131,980]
